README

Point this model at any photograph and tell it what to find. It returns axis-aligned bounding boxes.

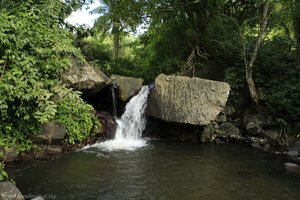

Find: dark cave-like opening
[81,86,125,117]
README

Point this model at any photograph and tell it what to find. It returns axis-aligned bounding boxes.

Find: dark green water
[7,141,300,200]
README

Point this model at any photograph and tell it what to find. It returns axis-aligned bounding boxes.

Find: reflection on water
[7,142,300,200]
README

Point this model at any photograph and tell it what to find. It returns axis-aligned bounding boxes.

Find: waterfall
[114,85,149,141]
[111,81,117,118]
[83,86,150,151]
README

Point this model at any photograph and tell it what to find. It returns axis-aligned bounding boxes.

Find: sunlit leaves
[53,84,100,144]
[0,1,98,154]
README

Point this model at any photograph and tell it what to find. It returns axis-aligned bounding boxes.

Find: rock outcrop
[111,75,144,102]
[148,74,230,125]
[63,58,110,95]
[0,182,24,200]
[35,121,66,145]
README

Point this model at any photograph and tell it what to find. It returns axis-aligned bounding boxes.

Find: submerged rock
[31,197,45,200]
[47,145,63,155]
[287,142,300,165]
[62,58,110,95]
[148,74,230,125]
[0,182,24,200]
[284,162,300,175]
[111,75,144,102]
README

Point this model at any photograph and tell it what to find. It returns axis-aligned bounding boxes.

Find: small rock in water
[287,150,299,157]
[31,197,45,200]
[284,162,300,175]
[47,146,62,155]
[96,153,109,158]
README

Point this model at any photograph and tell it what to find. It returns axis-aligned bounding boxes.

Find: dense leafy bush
[0,1,100,154]
[53,85,100,144]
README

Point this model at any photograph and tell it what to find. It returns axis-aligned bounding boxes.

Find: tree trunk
[281,22,292,52]
[245,0,270,106]
[112,22,120,59]
[113,32,120,59]
[294,0,300,64]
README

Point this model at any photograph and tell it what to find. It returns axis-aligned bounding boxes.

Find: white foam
[84,139,147,151]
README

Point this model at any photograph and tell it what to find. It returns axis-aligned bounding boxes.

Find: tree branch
[246,0,270,107]
[248,1,270,71]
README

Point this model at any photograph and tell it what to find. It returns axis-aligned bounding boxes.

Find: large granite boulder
[111,75,144,102]
[0,182,24,200]
[148,74,230,125]
[63,58,110,95]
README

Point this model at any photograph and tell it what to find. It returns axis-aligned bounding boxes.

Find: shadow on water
[6,141,300,200]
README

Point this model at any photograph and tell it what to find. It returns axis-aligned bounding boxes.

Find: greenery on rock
[53,85,100,144]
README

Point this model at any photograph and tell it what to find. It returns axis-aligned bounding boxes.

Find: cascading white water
[114,85,149,141]
[83,86,150,151]
[111,81,117,118]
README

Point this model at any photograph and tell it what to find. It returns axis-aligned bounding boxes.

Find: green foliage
[0,162,8,182]
[0,1,78,153]
[0,145,8,181]
[80,34,147,78]
[0,1,100,155]
[225,34,300,121]
[256,38,300,120]
[136,0,212,80]
[93,0,145,35]
[52,85,100,144]
[80,36,113,66]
